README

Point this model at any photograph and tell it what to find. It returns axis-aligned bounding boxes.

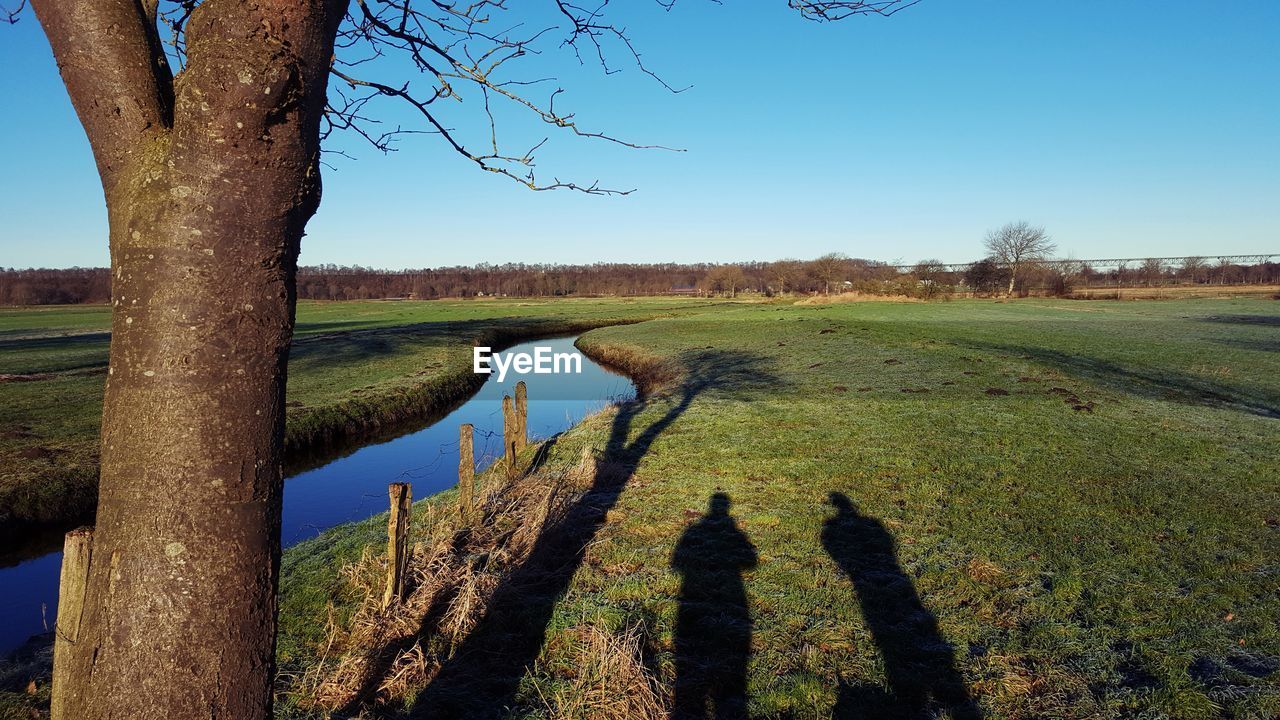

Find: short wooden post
[514,381,528,453]
[383,482,412,610]
[458,423,475,521]
[52,526,93,720]
[502,394,518,476]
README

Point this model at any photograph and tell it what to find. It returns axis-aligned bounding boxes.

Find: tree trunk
[57,180,307,720]
[1006,267,1017,296]
[34,1,345,717]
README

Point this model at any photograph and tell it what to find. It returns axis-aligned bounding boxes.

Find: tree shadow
[1199,313,1280,354]
[288,317,544,370]
[964,340,1280,419]
[671,492,757,720]
[293,318,398,335]
[1200,314,1280,328]
[0,331,111,374]
[822,493,979,720]
[404,348,781,719]
[0,331,111,352]
[1212,337,1280,354]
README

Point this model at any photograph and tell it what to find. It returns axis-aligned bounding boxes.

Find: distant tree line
[0,267,112,305]
[296,262,713,300]
[961,256,1280,296]
[3,254,1277,305]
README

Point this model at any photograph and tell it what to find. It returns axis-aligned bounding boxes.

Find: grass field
[260,296,1280,719]
[3,296,1278,719]
[0,297,706,538]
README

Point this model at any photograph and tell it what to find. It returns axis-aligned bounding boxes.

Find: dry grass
[289,440,606,717]
[532,622,668,720]
[570,341,679,396]
[965,557,1005,585]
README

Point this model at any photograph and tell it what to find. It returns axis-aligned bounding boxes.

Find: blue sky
[1,2,1277,269]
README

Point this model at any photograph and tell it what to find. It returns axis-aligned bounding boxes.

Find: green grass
[276,296,1279,719]
[0,297,713,537]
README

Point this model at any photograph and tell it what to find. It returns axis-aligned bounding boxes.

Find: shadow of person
[671,492,758,720]
[406,349,781,719]
[960,339,1280,420]
[822,493,979,720]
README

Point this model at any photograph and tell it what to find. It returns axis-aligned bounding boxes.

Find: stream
[0,336,634,656]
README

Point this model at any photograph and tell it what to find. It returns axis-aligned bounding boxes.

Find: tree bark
[33,1,345,717]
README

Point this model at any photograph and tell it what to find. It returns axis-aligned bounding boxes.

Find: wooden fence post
[458,423,475,521]
[502,394,517,476]
[383,482,412,610]
[51,526,93,720]
[514,380,528,453]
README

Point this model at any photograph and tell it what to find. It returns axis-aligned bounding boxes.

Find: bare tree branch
[330,67,636,194]
[2,0,27,24]
[0,0,24,23]
[319,0,709,193]
[790,0,919,21]
[141,0,918,193]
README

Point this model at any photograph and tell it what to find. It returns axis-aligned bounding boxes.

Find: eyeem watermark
[473,345,583,382]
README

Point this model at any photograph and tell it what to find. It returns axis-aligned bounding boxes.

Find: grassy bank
[275,297,1279,719]
[0,297,714,540]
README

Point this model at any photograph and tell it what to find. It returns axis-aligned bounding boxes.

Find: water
[0,336,634,656]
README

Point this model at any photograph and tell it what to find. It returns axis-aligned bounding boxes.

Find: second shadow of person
[822,493,980,720]
[671,492,758,720]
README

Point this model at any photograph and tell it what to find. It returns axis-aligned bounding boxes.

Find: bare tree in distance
[1216,257,1238,285]
[1141,257,1166,287]
[1181,256,1206,284]
[6,1,916,717]
[706,264,748,297]
[983,221,1057,296]
[964,257,1009,294]
[911,258,947,298]
[811,252,851,294]
[769,259,802,295]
